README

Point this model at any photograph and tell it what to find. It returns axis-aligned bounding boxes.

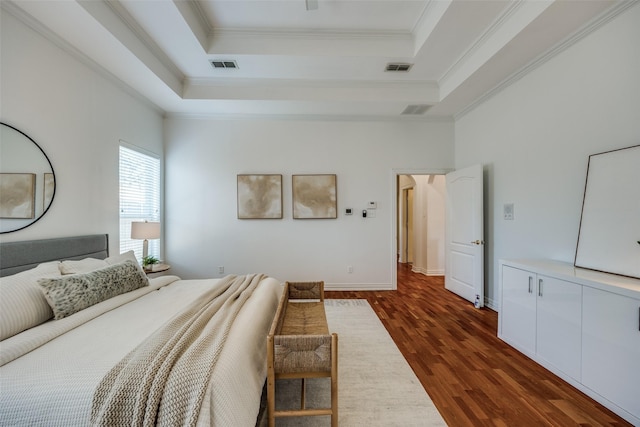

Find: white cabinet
[499,259,640,426]
[500,266,536,355]
[499,265,581,380]
[535,276,582,381]
[582,286,640,421]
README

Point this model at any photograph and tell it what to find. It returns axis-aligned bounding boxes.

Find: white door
[445,164,484,305]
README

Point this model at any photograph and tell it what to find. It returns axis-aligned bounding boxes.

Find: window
[119,143,161,261]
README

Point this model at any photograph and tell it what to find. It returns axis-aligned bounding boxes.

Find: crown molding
[104,0,184,83]
[183,77,440,105]
[186,77,438,90]
[440,0,525,85]
[411,0,452,55]
[454,0,638,121]
[174,0,211,51]
[1,0,164,116]
[165,111,454,123]
[185,0,213,35]
[212,26,411,42]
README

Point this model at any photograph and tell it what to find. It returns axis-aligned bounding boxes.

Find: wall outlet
[347,265,353,273]
[218,266,224,274]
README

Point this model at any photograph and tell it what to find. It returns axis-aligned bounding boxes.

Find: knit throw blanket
[90,274,266,427]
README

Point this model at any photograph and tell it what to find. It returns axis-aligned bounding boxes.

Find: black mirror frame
[0,122,56,234]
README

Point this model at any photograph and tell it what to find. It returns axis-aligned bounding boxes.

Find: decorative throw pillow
[104,250,146,276]
[39,260,149,320]
[0,262,59,341]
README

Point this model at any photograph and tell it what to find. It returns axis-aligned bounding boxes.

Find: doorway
[396,174,446,278]
[392,166,485,306]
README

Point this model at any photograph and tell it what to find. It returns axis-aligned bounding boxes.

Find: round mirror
[0,123,56,233]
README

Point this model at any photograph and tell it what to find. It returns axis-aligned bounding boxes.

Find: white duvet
[0,275,283,426]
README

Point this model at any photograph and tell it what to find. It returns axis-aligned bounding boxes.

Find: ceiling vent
[385,63,413,72]
[401,104,431,115]
[210,60,238,70]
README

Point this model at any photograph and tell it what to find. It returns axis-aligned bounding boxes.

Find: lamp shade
[131,221,161,240]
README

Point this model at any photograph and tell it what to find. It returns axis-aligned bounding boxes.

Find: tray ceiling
[5,0,625,119]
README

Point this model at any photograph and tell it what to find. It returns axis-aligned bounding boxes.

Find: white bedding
[0,275,283,426]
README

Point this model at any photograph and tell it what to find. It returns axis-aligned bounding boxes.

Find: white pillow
[0,262,60,340]
[59,250,144,276]
[58,257,107,275]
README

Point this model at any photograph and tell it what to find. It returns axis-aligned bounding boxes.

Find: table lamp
[130,221,160,260]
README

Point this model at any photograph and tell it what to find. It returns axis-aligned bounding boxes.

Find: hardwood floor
[325,263,631,427]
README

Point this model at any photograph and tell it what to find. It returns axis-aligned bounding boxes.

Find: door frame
[390,168,451,290]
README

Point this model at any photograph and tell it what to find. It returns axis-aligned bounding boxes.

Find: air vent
[401,105,431,115]
[385,63,413,72]
[210,60,238,69]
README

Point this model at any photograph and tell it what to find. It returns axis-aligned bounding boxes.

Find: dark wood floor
[325,262,631,427]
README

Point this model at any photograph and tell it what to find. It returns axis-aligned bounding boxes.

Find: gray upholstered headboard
[0,234,109,277]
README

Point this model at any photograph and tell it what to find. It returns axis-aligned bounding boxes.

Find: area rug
[257,299,447,426]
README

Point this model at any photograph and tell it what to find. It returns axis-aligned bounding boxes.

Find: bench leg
[301,378,306,410]
[267,336,276,427]
[331,333,339,427]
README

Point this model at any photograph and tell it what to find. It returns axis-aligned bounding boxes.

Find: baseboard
[411,266,444,276]
[409,268,499,311]
[485,297,499,312]
[325,283,393,291]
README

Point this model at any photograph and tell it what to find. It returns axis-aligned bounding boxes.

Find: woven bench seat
[267,281,338,426]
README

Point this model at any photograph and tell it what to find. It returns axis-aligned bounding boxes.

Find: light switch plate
[504,203,514,220]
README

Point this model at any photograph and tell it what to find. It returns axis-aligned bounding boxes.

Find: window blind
[119,144,161,261]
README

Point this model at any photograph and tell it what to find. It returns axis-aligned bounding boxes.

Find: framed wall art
[574,144,640,279]
[237,174,283,219]
[292,174,337,219]
[0,173,36,219]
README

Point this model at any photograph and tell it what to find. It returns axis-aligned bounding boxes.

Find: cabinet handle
[538,279,543,297]
[528,276,533,294]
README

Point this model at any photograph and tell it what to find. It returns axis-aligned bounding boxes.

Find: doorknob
[470,240,484,245]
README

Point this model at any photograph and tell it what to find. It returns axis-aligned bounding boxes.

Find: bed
[0,235,283,426]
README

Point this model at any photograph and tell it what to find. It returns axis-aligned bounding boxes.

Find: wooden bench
[267,281,338,426]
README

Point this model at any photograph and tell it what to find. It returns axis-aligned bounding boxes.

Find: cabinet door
[536,276,582,380]
[500,266,536,355]
[582,287,640,420]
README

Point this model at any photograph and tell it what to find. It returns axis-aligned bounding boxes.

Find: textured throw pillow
[104,250,146,276]
[0,262,60,341]
[39,260,149,320]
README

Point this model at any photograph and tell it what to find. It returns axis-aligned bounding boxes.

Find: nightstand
[144,263,170,275]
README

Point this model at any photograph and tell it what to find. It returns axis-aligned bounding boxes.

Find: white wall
[164,118,454,288]
[455,4,640,308]
[0,10,164,249]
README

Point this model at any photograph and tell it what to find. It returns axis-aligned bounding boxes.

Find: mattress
[0,274,283,426]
